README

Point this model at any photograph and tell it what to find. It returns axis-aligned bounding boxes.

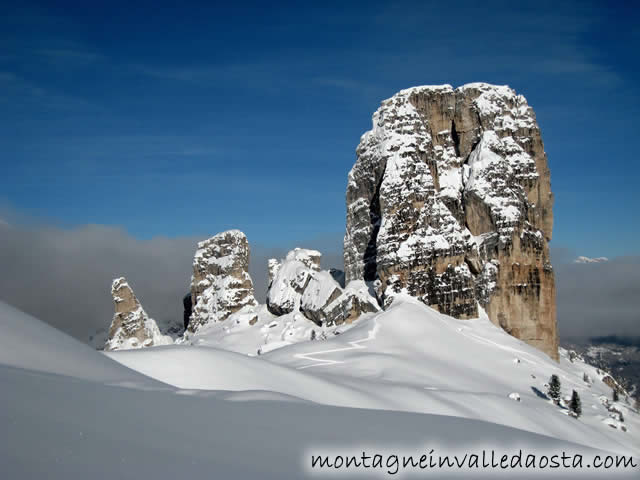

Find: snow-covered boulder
[104,277,171,351]
[188,230,258,333]
[267,249,339,321]
[299,270,344,324]
[344,83,558,360]
[323,280,380,326]
[267,249,379,326]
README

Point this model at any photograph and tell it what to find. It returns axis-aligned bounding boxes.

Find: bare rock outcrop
[188,230,258,333]
[104,277,170,351]
[344,83,558,360]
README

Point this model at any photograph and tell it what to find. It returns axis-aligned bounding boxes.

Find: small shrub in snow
[548,374,561,405]
[569,390,582,418]
[613,389,619,402]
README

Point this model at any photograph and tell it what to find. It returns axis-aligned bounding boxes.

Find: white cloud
[573,256,609,264]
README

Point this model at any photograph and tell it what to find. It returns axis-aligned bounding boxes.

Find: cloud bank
[0,220,636,346]
[553,253,640,341]
[0,220,342,344]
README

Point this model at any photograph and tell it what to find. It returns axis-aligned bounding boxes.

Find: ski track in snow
[457,327,588,391]
[457,327,541,366]
[294,320,380,369]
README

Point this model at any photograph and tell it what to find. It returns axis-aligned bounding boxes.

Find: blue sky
[1,0,639,257]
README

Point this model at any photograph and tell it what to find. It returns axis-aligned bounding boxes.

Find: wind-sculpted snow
[1,300,638,478]
[344,83,557,359]
[2,364,611,480]
[110,296,640,457]
[0,300,166,387]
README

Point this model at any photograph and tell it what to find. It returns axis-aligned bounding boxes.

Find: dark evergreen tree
[548,374,561,404]
[569,390,582,418]
[613,389,619,402]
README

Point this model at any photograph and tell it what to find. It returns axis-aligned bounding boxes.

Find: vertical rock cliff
[344,83,558,360]
[188,230,258,333]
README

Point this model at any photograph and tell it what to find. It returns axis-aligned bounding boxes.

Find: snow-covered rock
[184,304,352,356]
[344,83,558,360]
[188,230,258,333]
[267,248,378,326]
[323,280,380,326]
[266,248,329,318]
[267,258,280,287]
[299,270,343,324]
[180,246,378,354]
[104,277,171,351]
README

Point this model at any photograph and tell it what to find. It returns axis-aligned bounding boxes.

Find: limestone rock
[267,248,338,321]
[323,280,380,327]
[189,230,258,333]
[344,83,558,360]
[266,248,378,326]
[104,277,170,351]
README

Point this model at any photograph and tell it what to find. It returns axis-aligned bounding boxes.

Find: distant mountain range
[563,336,640,401]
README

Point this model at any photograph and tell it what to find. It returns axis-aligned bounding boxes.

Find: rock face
[344,83,558,360]
[267,248,379,326]
[188,230,258,333]
[322,280,380,327]
[104,277,170,351]
[267,249,340,321]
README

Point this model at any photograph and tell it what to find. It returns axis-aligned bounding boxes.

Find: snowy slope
[0,301,168,388]
[4,300,626,479]
[109,296,640,456]
[3,366,612,480]
[178,303,371,355]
